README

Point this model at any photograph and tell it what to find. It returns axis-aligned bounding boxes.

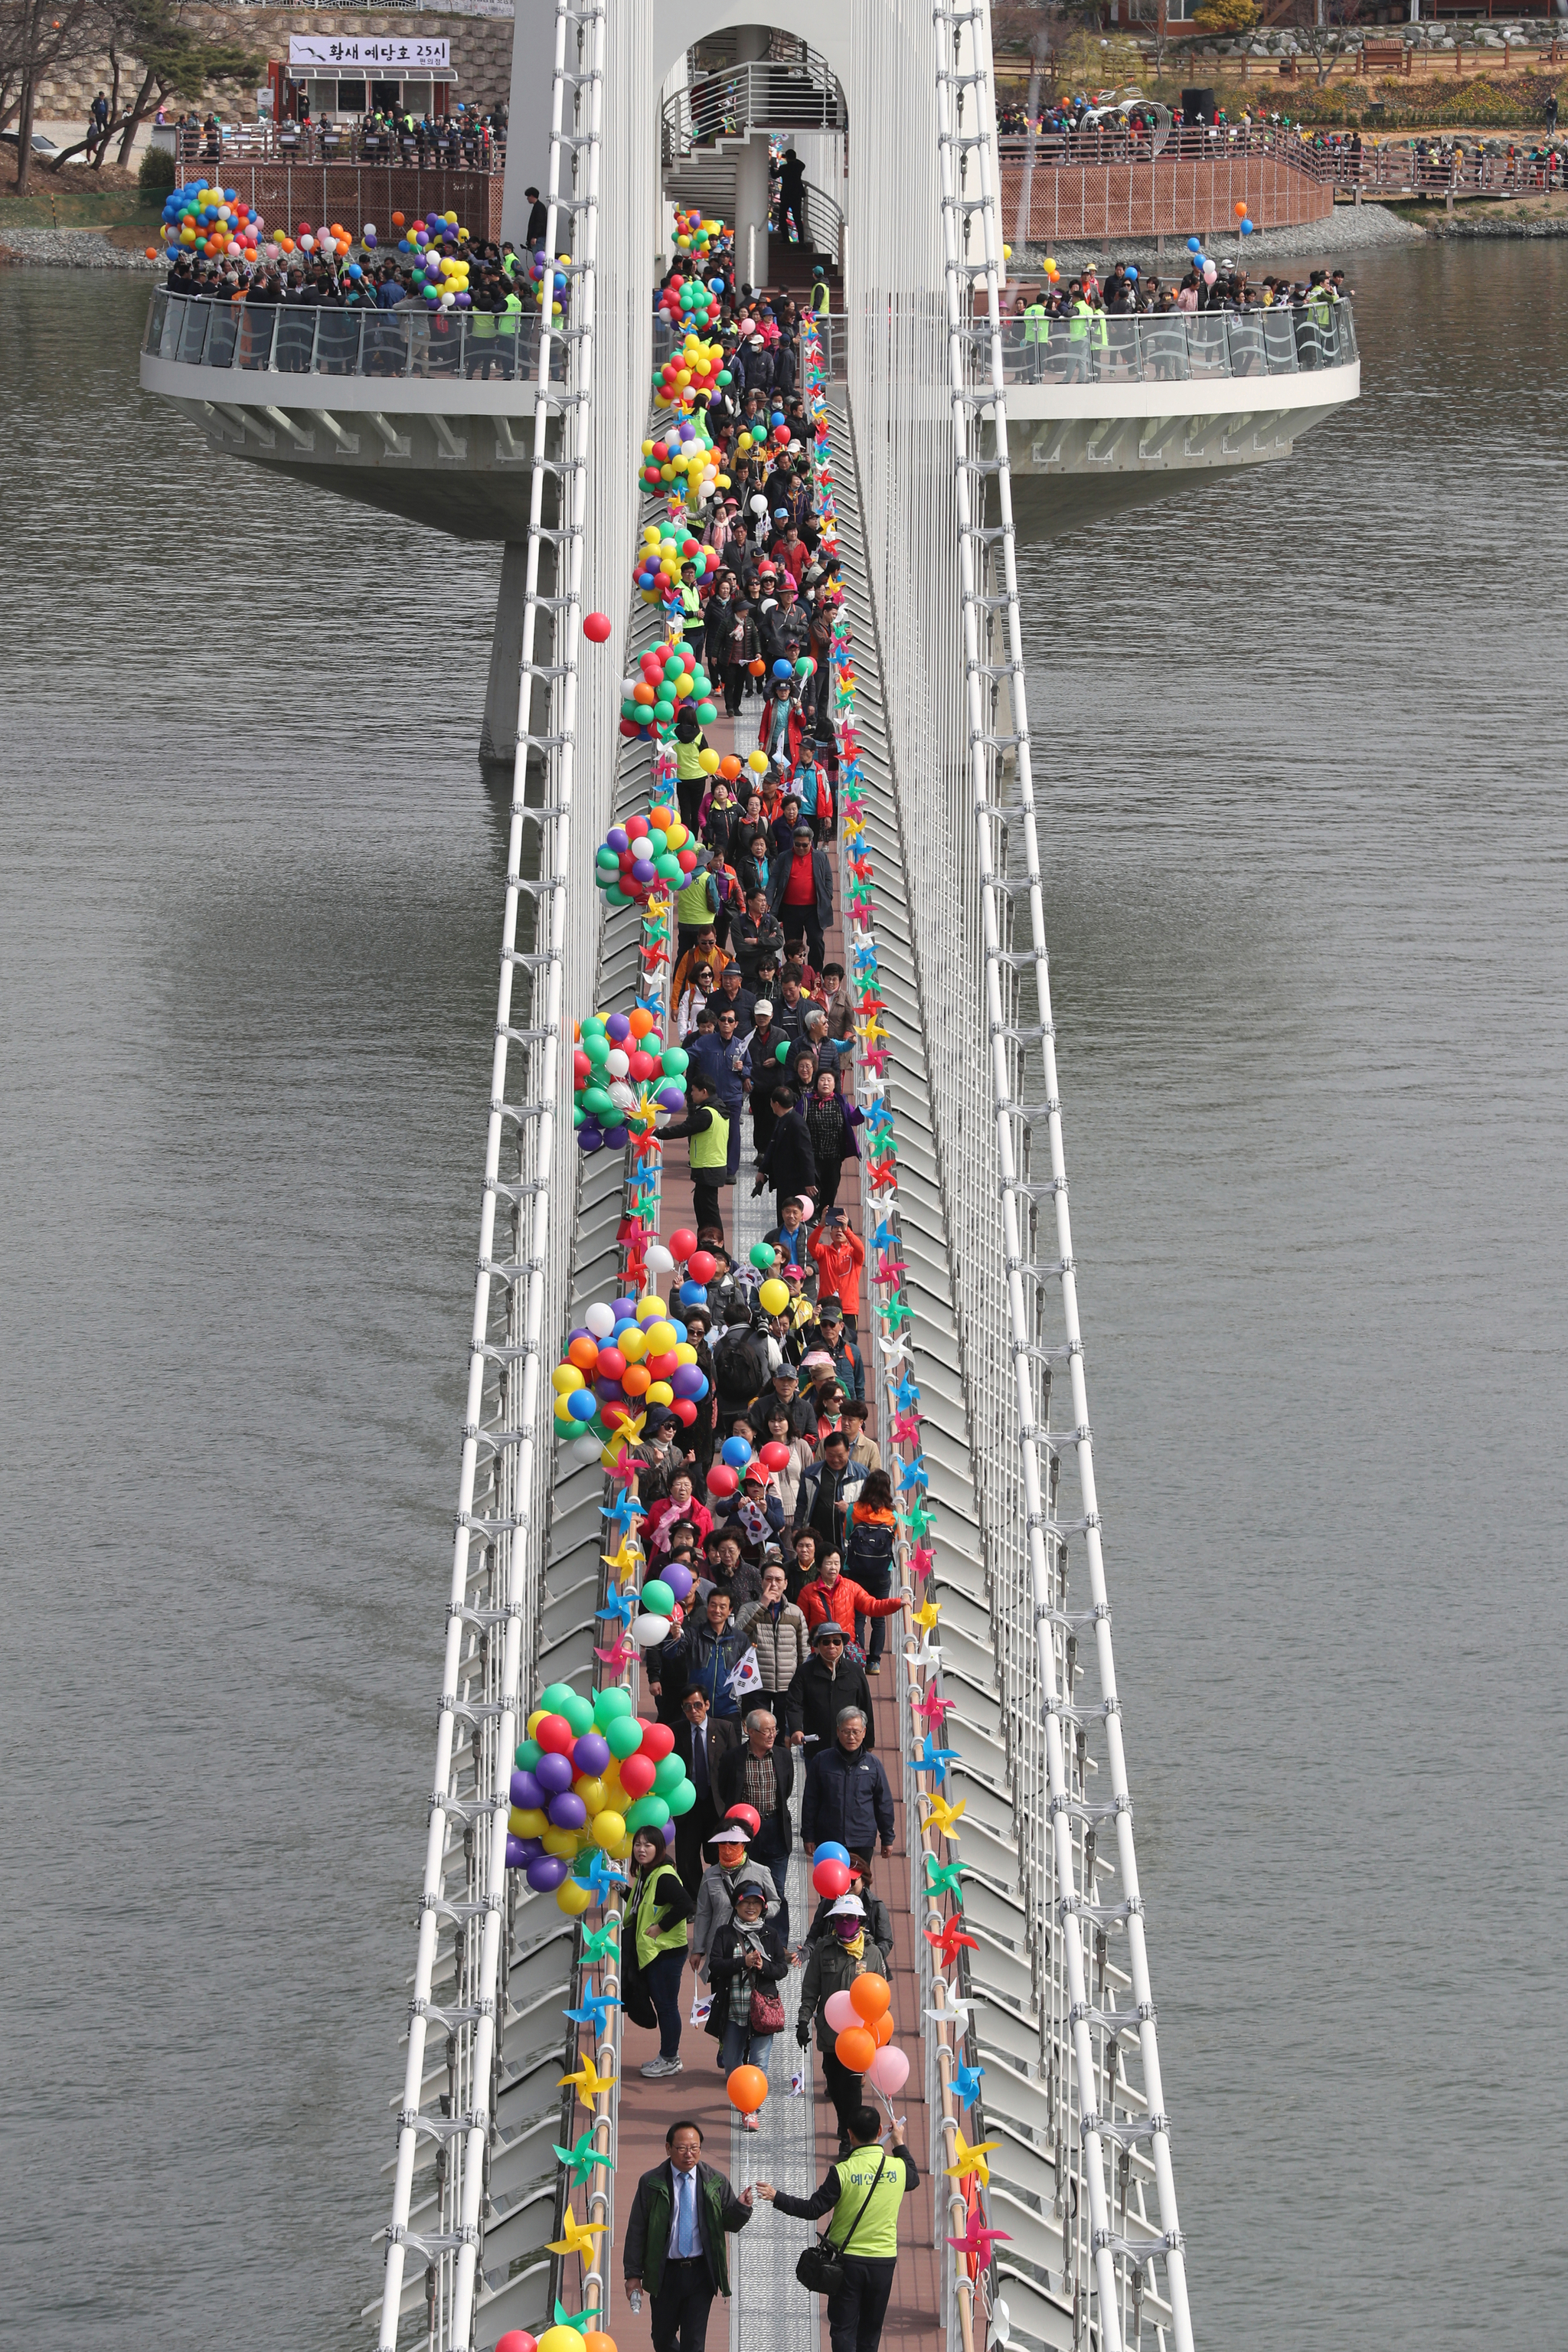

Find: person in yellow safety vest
[810,268,831,317]
[659,1072,733,1242]
[755,2103,920,2352]
[1306,271,1333,367]
[1022,291,1048,381]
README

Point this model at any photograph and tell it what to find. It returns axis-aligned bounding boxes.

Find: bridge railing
[661,48,844,165]
[169,120,504,173]
[142,286,567,384]
[991,299,1357,385]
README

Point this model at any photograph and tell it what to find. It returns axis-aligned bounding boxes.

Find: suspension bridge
[139,8,1357,2352]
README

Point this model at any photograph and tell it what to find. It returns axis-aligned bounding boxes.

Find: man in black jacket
[732,894,785,988]
[753,1087,818,1227]
[794,1432,862,1549]
[802,1707,895,1855]
[766,825,834,971]
[671,1687,741,1891]
[624,2118,753,2352]
[789,1623,875,1753]
[743,1360,818,1445]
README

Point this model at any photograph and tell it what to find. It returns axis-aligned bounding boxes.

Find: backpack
[714,1325,769,1407]
[847,1511,895,1580]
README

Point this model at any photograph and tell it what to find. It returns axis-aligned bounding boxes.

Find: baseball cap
[816,1300,843,1321]
[753,998,774,1017]
[810,1622,845,1645]
[827,1894,864,1916]
[743,1463,769,1485]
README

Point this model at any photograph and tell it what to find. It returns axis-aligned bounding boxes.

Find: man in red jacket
[808,1208,864,1338]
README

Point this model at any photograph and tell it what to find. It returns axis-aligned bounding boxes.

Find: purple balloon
[603,1125,630,1150]
[595,1377,624,1403]
[657,1085,685,1111]
[612,1296,639,1320]
[534,1750,574,1796]
[663,1821,678,1845]
[526,1853,570,1892]
[510,1767,544,1809]
[671,1364,704,1400]
[605,1013,632,1042]
[632,859,658,885]
[548,1790,587,1831]
[505,1834,530,1868]
[662,1563,694,1601]
[516,1835,543,1860]
[573,1732,611,1775]
[577,1124,603,1153]
[606,828,629,853]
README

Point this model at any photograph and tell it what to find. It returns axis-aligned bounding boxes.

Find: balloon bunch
[397,207,463,253]
[551,1289,710,1450]
[157,184,264,260]
[651,330,730,415]
[505,1680,698,1910]
[639,417,730,508]
[1184,234,1220,283]
[619,630,719,738]
[531,246,571,317]
[572,1008,689,1153]
[498,2331,616,2352]
[812,1846,911,2096]
[1233,200,1257,237]
[593,799,699,899]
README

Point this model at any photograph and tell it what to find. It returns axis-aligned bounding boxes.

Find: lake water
[2,247,1564,2350]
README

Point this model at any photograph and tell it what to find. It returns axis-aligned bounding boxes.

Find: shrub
[1194,0,1259,32]
[138,143,176,196]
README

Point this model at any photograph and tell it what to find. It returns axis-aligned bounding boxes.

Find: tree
[43,0,263,173]
[1287,0,1361,89]
[1,0,93,191]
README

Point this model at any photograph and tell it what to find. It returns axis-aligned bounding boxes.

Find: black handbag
[794,2150,887,2296]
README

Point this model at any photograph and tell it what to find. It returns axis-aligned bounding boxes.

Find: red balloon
[678,850,698,874]
[595,1347,626,1382]
[645,1351,679,1381]
[668,1229,697,1262]
[687,1250,718,1283]
[628,1050,658,1082]
[671,1398,698,1426]
[583,612,612,643]
[812,1857,851,1900]
[619,1753,658,1798]
[707,1465,739,1498]
[640,1721,676,1762]
[535,1713,575,1755]
[724,1803,761,1836]
[496,2334,537,2352]
[759,1441,791,1473]
[619,719,640,738]
[573,1050,592,1084]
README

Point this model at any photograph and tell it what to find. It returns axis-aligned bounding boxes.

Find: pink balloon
[824,1990,860,2034]
[867,2046,910,2096]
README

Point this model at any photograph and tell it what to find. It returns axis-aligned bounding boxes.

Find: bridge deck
[610,690,946,2352]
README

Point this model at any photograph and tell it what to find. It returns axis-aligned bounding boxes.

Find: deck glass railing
[993,299,1357,384]
[142,287,567,382]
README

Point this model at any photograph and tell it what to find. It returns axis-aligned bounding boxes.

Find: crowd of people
[166,103,508,173]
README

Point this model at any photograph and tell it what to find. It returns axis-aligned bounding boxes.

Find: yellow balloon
[674,1341,697,1365]
[591,1809,626,1851]
[539,2329,586,2352]
[698,749,720,775]
[543,1826,581,1859]
[645,1381,675,1406]
[758,1278,789,1315]
[574,1776,608,1815]
[527,1709,547,1736]
[642,1319,678,1353]
[636,1295,667,1322]
[555,1879,593,1916]
[665,822,688,848]
[611,1831,635,1860]
[551,1364,584,1395]
[509,1805,548,1838]
[747,750,769,774]
[618,1325,648,1363]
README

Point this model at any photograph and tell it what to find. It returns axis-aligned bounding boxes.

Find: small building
[270,35,458,125]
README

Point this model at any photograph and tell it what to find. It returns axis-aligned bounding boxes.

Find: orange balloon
[719,755,743,779]
[1234,201,1247,218]
[727,2063,769,2113]
[567,1335,599,1372]
[835,2026,877,2074]
[583,2334,617,2352]
[392,211,406,227]
[621,1363,652,1396]
[628,1008,655,1037]
[872,2011,894,2047]
[848,1972,891,2024]
[648,805,676,829]
[747,659,766,678]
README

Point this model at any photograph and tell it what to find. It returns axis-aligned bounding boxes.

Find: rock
[0,227,159,269]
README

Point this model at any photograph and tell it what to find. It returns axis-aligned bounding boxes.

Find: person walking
[802,1851,894,1953]
[754,1086,819,1229]
[704,1877,789,2125]
[754,2104,920,2352]
[714,1700,796,1936]
[802,1707,895,1860]
[627,1824,697,2079]
[790,1622,876,1756]
[624,2118,754,2352]
[671,1686,740,1890]
[843,1470,900,1675]
[766,824,833,972]
[794,1899,893,2154]
[691,1820,778,1979]
[660,1073,733,1243]
[733,1562,811,1734]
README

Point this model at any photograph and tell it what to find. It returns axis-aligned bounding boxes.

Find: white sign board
[287,36,451,69]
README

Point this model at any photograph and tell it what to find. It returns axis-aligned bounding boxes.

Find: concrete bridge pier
[479,537,557,776]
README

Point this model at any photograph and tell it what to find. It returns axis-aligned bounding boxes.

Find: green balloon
[580,1086,616,1121]
[580,1018,606,1037]
[696,701,717,724]
[583,1033,611,1064]
[662,656,684,681]
[641,1579,675,1617]
[514,1737,541,1772]
[593,1686,634,1727]
[653,699,676,724]
[652,1753,688,1795]
[662,1047,689,1075]
[775,1038,790,1062]
[625,1793,671,1832]
[656,854,684,883]
[573,1104,586,1129]
[596,844,622,869]
[717,368,733,385]
[665,1777,697,1817]
[606,887,632,908]
[749,1242,775,1269]
[606,1717,645,1760]
[540,1681,576,1713]
[561,1691,596,1736]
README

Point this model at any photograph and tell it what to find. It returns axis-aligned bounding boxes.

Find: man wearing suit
[673,1687,740,1893]
[714,1707,795,1945]
[624,2117,753,2352]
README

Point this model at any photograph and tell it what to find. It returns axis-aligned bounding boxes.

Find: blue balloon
[1186,236,1201,253]
[223,187,236,202]
[678,1280,708,1308]
[1240,219,1254,236]
[815,1841,852,1867]
[348,263,363,279]
[1125,265,1138,280]
[772,658,792,679]
[721,1436,753,1468]
[566,1387,597,1420]
[709,275,724,292]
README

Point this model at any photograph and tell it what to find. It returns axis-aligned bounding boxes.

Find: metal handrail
[170,119,505,173]
[994,299,1356,384]
[661,49,844,166]
[933,8,1195,2351]
[143,287,569,385]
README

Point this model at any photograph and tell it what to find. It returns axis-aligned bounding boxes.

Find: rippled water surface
[2,248,1564,2350]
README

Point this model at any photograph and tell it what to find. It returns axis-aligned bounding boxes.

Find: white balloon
[644,1244,675,1272]
[584,1302,616,1338]
[364,222,377,237]
[607,1080,636,1110]
[632,1614,670,1647]
[568,1435,603,1466]
[629,835,654,860]
[603,1048,631,1078]
[750,495,768,515]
